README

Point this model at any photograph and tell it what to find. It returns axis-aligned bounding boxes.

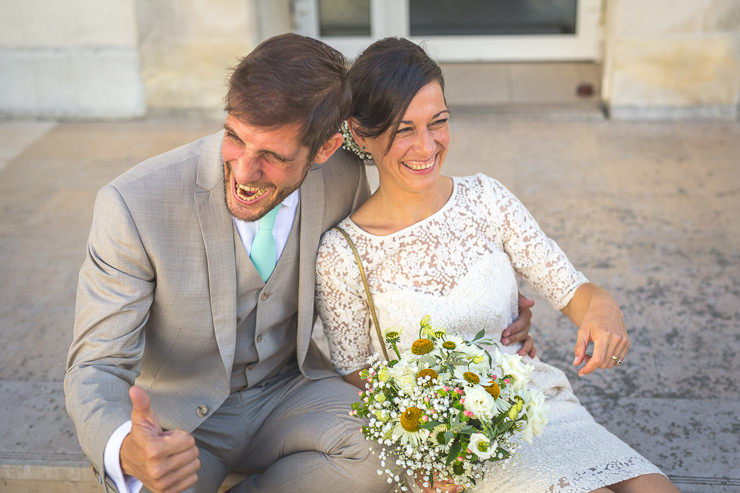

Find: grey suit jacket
[64,131,369,480]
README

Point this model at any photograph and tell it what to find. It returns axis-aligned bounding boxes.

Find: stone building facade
[1,0,738,120]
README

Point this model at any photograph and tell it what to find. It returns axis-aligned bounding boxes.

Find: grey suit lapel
[296,165,325,368]
[194,131,238,374]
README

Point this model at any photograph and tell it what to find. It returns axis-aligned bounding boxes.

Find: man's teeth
[236,183,269,200]
[403,157,435,170]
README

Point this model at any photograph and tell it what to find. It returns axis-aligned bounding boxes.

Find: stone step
[0,462,245,492]
[0,463,99,493]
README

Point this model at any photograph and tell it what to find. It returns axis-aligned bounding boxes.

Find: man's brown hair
[225,33,351,159]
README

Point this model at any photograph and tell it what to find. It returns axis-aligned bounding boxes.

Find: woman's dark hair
[225,33,351,159]
[348,37,445,154]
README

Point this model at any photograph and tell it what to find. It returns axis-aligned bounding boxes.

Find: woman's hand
[562,283,630,377]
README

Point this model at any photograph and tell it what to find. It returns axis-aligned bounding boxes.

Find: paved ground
[0,116,738,492]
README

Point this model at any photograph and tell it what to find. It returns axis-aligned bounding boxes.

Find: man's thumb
[129,386,159,430]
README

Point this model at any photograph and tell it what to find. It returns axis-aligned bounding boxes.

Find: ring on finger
[611,355,624,366]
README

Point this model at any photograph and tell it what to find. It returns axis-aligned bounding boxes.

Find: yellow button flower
[417,368,439,385]
[411,338,434,355]
[400,407,423,432]
[483,381,501,399]
[463,371,480,384]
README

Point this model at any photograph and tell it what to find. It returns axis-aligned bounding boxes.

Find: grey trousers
[181,368,389,493]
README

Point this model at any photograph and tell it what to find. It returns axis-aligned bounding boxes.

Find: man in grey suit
[65,33,534,493]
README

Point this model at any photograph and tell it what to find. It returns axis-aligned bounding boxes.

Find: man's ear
[312,132,344,165]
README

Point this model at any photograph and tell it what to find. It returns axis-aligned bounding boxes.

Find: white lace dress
[315,174,663,492]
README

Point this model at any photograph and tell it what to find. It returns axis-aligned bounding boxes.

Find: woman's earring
[340,120,373,161]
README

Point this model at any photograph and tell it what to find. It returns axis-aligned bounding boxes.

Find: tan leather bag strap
[333,226,390,361]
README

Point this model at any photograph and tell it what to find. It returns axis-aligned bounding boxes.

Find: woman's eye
[431,118,449,127]
[396,127,413,135]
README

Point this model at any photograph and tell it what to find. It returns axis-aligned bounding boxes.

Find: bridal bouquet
[351,316,547,491]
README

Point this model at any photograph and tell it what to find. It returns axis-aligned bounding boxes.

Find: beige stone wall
[0,0,291,118]
[3,0,737,120]
[603,0,740,120]
[0,0,145,118]
[134,0,259,117]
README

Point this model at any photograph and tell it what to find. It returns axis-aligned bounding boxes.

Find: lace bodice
[316,174,588,375]
[315,175,664,491]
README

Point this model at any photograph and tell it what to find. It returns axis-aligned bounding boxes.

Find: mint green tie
[250,205,281,282]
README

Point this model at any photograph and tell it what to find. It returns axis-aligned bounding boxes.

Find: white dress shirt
[104,189,300,493]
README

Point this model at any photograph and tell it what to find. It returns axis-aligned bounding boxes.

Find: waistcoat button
[196,404,209,417]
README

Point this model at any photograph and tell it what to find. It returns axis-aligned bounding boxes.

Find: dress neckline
[347,176,460,239]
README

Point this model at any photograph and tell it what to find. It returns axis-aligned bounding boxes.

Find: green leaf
[444,431,454,444]
[450,422,467,434]
[472,328,486,341]
[446,436,462,465]
[419,354,437,367]
[420,420,443,430]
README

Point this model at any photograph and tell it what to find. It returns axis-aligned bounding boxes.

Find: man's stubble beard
[223,160,312,222]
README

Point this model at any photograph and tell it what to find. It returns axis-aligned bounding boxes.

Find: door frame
[292,0,603,62]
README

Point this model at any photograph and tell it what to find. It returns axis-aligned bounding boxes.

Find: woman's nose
[415,129,435,154]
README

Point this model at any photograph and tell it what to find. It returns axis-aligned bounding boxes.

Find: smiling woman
[315,37,680,493]
[347,82,451,215]
[342,37,453,234]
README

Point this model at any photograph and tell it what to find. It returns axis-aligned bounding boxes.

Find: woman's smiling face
[358,82,450,194]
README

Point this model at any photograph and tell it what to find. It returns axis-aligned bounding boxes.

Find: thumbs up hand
[120,386,201,493]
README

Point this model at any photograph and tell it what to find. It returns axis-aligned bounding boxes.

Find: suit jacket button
[196,404,209,417]
[260,292,268,301]
[256,334,263,343]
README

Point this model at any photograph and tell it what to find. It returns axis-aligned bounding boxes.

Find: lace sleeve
[483,176,588,309]
[315,227,373,376]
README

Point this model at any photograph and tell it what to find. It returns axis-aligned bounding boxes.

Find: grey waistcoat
[230,207,301,392]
